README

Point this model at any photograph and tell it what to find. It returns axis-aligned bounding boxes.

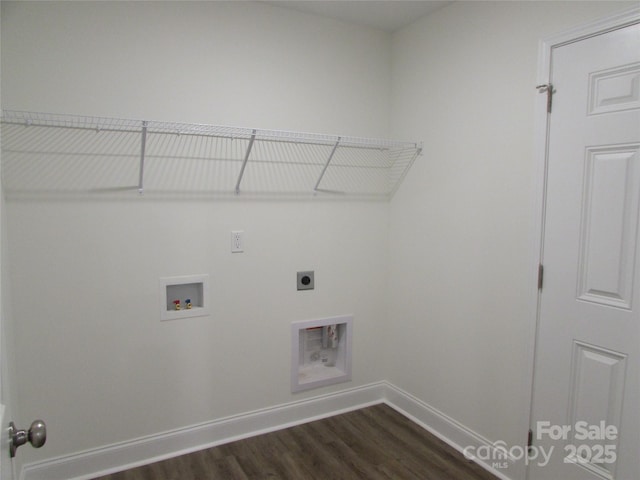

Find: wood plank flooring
[92,404,499,480]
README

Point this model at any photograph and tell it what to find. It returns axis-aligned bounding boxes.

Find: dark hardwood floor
[93,404,498,480]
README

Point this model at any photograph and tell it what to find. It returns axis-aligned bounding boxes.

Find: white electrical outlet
[231,230,244,253]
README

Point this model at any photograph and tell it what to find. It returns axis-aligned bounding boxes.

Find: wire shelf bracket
[235,129,257,194]
[138,121,148,194]
[313,137,341,192]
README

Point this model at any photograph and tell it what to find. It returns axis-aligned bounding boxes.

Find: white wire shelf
[0,110,421,199]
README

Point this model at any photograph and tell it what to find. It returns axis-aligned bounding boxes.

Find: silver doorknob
[9,420,46,457]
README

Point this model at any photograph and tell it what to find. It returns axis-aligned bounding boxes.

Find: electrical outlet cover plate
[297,271,314,290]
[231,230,243,253]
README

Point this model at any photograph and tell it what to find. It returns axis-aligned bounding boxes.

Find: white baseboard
[21,381,522,480]
[20,382,386,480]
[382,383,524,480]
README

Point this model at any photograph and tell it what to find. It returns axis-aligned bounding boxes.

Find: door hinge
[538,264,544,290]
[528,428,533,455]
[536,83,554,113]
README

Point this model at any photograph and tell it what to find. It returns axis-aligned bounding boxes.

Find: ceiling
[263,1,453,33]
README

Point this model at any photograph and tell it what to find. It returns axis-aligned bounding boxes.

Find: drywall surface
[388,0,635,463]
[1,0,391,466]
[1,0,390,137]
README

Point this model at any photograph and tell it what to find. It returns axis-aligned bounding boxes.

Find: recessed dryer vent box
[291,315,353,393]
[160,274,209,321]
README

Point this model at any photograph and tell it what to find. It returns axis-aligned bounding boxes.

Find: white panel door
[529,23,639,480]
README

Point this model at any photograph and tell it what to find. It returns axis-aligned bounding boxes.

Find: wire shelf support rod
[314,137,341,192]
[138,121,148,194]
[235,129,257,194]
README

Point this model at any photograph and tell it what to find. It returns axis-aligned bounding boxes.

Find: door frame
[525,5,640,479]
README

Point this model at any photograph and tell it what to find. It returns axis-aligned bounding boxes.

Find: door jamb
[525,5,640,478]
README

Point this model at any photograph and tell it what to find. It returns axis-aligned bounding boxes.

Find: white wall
[0,1,390,136]
[1,0,391,467]
[388,0,635,461]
